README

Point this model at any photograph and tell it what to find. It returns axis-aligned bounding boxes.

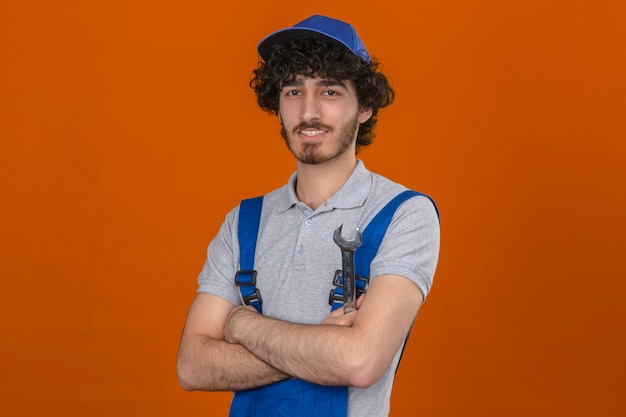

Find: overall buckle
[235,270,257,286]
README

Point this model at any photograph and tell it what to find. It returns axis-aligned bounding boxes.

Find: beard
[280,115,360,165]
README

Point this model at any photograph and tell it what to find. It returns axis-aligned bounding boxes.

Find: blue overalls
[230,190,438,417]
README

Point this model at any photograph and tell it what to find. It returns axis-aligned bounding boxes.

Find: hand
[321,294,365,327]
[224,305,258,344]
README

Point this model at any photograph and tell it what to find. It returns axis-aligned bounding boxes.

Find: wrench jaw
[333,225,362,250]
[333,225,362,314]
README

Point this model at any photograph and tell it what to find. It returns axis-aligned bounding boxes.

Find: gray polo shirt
[198,160,440,416]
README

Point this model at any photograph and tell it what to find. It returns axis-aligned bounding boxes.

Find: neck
[295,155,357,211]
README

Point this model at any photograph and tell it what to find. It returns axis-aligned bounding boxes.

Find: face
[278,76,373,165]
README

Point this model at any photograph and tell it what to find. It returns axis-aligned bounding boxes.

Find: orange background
[1,1,625,416]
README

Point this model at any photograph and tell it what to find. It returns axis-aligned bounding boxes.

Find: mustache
[293,122,333,134]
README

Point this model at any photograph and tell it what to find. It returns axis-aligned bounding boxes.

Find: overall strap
[235,196,264,313]
[355,190,438,277]
[330,190,438,312]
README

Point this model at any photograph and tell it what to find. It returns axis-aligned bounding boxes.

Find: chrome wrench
[333,225,362,314]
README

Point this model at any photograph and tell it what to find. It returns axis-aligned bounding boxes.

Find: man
[177,15,440,417]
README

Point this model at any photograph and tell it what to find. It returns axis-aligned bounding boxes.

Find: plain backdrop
[1,1,624,416]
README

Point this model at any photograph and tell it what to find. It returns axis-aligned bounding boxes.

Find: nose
[300,94,321,122]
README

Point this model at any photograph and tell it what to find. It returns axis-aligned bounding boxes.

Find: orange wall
[1,1,625,416]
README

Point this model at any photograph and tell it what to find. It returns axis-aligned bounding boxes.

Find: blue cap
[257,15,371,62]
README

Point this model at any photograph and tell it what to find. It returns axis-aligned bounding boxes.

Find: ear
[358,107,373,124]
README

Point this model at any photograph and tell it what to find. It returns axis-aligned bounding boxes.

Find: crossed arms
[176,273,423,391]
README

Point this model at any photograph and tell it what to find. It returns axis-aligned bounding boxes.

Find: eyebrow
[281,78,349,91]
[318,79,349,90]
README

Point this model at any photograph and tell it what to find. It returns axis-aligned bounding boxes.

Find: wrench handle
[341,251,356,314]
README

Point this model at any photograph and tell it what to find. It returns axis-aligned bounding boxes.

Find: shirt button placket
[293,217,313,271]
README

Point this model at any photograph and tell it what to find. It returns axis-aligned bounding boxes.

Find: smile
[299,130,325,136]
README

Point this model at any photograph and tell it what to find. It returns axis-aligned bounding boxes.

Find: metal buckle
[243,288,263,305]
[332,270,370,293]
[333,270,343,287]
[328,288,343,305]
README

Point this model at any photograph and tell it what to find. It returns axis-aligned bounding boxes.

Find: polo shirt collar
[276,160,372,213]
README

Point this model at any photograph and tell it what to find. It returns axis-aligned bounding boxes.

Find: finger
[355,293,366,309]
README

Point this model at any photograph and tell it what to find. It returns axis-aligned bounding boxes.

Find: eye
[323,89,338,96]
[285,89,301,96]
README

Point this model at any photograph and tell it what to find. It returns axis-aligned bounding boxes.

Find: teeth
[300,130,324,136]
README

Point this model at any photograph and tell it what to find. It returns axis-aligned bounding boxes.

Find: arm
[177,292,289,391]
[225,273,423,389]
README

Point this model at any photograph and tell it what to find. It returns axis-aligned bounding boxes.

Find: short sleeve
[197,206,243,306]
[368,195,440,299]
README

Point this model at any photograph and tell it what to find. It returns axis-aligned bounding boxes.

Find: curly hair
[250,38,394,152]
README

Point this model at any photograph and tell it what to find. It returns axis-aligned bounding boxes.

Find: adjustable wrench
[333,225,362,314]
